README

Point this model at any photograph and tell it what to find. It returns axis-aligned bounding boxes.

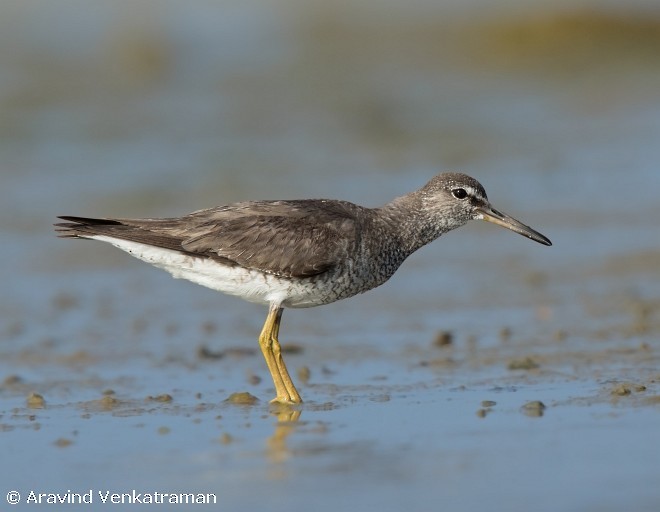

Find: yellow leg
[258,305,302,404]
[270,307,302,403]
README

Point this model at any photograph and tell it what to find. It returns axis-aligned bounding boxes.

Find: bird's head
[420,172,552,246]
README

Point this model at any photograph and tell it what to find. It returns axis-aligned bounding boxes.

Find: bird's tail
[54,216,124,239]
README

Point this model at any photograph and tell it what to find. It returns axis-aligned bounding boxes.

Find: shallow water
[1,1,660,511]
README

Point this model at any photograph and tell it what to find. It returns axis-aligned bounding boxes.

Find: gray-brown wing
[180,202,360,277]
[56,200,362,278]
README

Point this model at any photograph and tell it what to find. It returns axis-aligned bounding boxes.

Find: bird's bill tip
[476,206,552,246]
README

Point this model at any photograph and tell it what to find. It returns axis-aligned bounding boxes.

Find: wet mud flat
[1,263,659,511]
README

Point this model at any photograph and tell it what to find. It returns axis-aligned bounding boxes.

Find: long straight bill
[476,206,552,246]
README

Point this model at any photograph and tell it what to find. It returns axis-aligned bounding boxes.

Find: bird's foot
[269,395,302,406]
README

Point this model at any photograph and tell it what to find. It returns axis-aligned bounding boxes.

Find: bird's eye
[452,188,468,200]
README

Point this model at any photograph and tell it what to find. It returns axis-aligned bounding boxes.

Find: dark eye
[452,188,468,200]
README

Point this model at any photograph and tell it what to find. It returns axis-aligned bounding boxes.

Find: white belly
[91,236,324,308]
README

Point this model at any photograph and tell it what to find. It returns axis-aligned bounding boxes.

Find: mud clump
[225,392,259,405]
